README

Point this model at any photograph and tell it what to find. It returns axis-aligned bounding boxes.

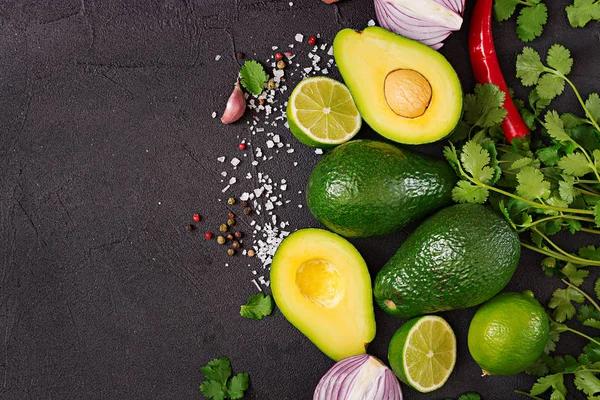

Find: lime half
[388,315,457,393]
[286,76,361,148]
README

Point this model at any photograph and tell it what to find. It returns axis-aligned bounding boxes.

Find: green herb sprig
[200,356,249,400]
[240,293,274,320]
[494,0,548,42]
[566,0,600,28]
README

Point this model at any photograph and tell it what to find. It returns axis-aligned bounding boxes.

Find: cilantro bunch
[446,43,600,268]
[494,0,548,42]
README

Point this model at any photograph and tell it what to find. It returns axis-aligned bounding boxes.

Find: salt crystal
[327,46,334,56]
[231,157,241,166]
[266,140,275,149]
[367,19,376,26]
[217,156,225,162]
[293,162,298,166]
[215,55,221,61]
[322,68,328,75]
[277,143,284,148]
[295,33,304,42]
[286,149,294,154]
[221,171,227,177]
[298,204,303,208]
[289,1,293,5]
[254,187,264,197]
[303,67,312,74]
[315,148,323,155]
[212,111,217,118]
[246,173,252,179]
[252,161,259,166]
[273,134,280,143]
[281,184,287,191]
[229,177,237,185]
[240,192,250,201]
[222,185,230,193]
[272,46,278,50]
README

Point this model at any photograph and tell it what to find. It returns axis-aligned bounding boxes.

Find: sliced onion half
[374,0,466,49]
[314,354,403,400]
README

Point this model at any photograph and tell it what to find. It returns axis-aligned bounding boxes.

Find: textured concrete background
[0,0,597,399]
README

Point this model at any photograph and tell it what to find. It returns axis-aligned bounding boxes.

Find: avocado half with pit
[333,26,463,145]
[271,228,376,361]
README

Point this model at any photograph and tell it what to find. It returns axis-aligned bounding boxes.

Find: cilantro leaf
[579,305,600,323]
[494,0,520,21]
[530,373,567,398]
[595,203,600,227]
[443,143,462,176]
[516,166,551,200]
[579,246,600,261]
[517,4,548,42]
[566,0,600,27]
[544,321,563,354]
[458,393,481,400]
[239,60,267,96]
[547,44,573,76]
[517,47,545,86]
[227,373,249,399]
[552,355,580,373]
[587,93,600,125]
[463,84,508,128]
[558,152,593,177]
[452,181,489,204]
[544,111,575,144]
[199,357,249,400]
[460,141,495,183]
[202,357,232,383]
[240,293,273,320]
[561,263,589,286]
[594,149,600,171]
[596,277,600,297]
[538,143,562,166]
[558,176,577,204]
[200,380,227,400]
[526,357,551,376]
[549,287,586,322]
[574,370,600,397]
[537,73,566,100]
[585,341,600,362]
[584,319,600,329]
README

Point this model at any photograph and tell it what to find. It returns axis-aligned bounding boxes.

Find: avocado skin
[306,140,457,238]
[374,203,521,319]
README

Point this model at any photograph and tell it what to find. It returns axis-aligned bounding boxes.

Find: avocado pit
[296,259,344,308]
[384,69,432,118]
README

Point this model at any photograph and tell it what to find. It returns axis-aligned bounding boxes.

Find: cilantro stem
[520,241,600,266]
[561,74,600,133]
[579,226,600,234]
[551,318,600,347]
[534,228,600,265]
[514,391,544,400]
[518,214,595,229]
[562,279,600,313]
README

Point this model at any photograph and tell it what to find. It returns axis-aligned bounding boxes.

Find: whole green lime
[467,291,549,376]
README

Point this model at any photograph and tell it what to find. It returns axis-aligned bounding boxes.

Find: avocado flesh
[333,26,463,145]
[306,140,457,238]
[271,228,376,361]
[374,203,521,319]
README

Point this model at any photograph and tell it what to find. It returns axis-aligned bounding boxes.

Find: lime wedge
[286,76,361,148]
[388,315,456,393]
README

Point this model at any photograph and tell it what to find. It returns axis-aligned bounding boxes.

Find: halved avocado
[333,26,463,145]
[271,228,376,361]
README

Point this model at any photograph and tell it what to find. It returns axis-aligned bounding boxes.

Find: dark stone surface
[0,0,595,399]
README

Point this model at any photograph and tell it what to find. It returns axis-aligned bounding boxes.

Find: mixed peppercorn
[186,196,256,257]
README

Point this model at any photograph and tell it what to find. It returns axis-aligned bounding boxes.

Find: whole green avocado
[374,203,521,318]
[306,140,457,238]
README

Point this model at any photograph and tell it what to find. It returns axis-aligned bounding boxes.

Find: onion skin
[221,81,246,124]
[374,0,465,49]
[314,354,403,400]
[322,0,340,3]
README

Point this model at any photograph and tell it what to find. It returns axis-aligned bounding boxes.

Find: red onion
[374,0,465,50]
[314,354,403,400]
[221,81,246,124]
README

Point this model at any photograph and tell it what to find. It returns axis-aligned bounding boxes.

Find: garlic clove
[221,81,246,124]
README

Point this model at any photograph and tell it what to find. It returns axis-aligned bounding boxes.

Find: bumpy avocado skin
[374,203,521,319]
[306,140,457,238]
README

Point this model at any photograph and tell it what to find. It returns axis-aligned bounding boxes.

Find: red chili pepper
[469,0,529,143]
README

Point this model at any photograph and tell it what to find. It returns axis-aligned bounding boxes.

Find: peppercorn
[228,211,235,219]
[232,241,240,249]
[227,197,236,205]
[227,248,236,256]
[238,143,246,150]
[275,52,283,61]
[247,249,255,257]
[240,200,248,208]
[307,35,317,46]
[267,80,276,89]
[205,232,213,240]
[227,218,235,226]
[217,236,226,245]
[276,60,286,69]
[185,224,194,231]
[234,231,242,239]
[236,51,244,59]
[192,213,201,222]
[243,207,252,216]
[227,233,234,241]
[219,224,228,232]
[259,98,265,105]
